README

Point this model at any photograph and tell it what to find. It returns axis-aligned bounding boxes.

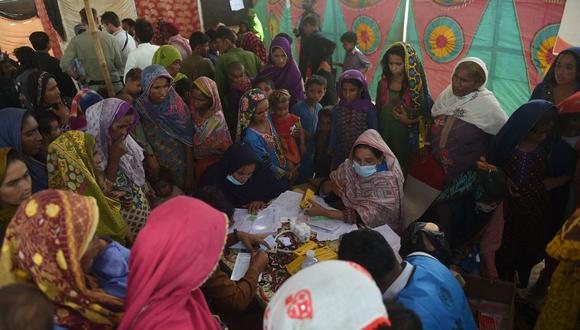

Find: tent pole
[403,0,410,42]
[83,0,115,97]
[197,0,205,32]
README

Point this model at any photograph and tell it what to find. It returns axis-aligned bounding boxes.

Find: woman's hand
[144,155,160,181]
[305,201,327,217]
[237,231,270,251]
[250,250,269,273]
[292,126,302,138]
[391,106,414,125]
[247,200,265,214]
[286,166,300,182]
[109,138,128,161]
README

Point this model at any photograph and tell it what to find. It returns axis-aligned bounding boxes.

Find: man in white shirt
[101,11,136,69]
[124,18,159,79]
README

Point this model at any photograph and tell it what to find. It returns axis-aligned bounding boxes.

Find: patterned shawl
[238,32,267,64]
[152,45,188,82]
[191,77,232,159]
[256,36,305,106]
[0,189,124,329]
[264,260,391,329]
[85,98,146,186]
[119,196,226,330]
[70,89,103,131]
[47,131,127,244]
[134,64,193,146]
[380,42,433,148]
[330,129,405,232]
[431,57,507,135]
[235,88,268,141]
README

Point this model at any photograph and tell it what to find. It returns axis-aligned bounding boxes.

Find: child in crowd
[253,76,274,98]
[314,106,333,178]
[340,31,371,74]
[330,69,378,168]
[487,100,558,288]
[35,111,62,159]
[174,77,193,106]
[270,89,305,175]
[0,284,55,330]
[150,167,184,208]
[205,28,219,64]
[117,68,142,104]
[226,61,252,137]
[292,74,327,181]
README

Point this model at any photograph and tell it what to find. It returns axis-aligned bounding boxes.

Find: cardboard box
[463,275,516,330]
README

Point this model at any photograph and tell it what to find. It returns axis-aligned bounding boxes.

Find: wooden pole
[83,0,115,97]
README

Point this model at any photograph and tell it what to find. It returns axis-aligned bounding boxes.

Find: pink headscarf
[330,129,405,232]
[119,196,227,330]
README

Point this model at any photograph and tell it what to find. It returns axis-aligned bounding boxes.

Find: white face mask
[352,161,376,177]
[226,175,245,186]
[561,135,580,150]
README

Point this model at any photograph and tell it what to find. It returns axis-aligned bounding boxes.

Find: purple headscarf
[256,36,305,106]
[338,69,375,111]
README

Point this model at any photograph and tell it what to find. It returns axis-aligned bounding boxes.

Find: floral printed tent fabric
[257,0,565,114]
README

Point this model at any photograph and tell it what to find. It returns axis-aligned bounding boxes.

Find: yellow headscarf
[152,45,188,82]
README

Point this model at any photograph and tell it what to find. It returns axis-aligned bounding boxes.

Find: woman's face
[555,53,578,86]
[21,115,43,157]
[167,59,182,77]
[43,78,61,105]
[272,47,288,68]
[353,147,383,166]
[149,77,170,104]
[93,147,103,169]
[0,160,31,208]
[526,122,555,144]
[251,100,270,124]
[388,54,404,77]
[341,81,362,103]
[452,64,482,97]
[191,87,212,113]
[231,163,256,184]
[110,114,134,142]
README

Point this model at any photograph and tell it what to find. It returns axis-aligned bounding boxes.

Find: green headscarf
[152,45,188,82]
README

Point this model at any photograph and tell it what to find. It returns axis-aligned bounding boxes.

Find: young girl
[329,69,378,169]
[377,42,432,174]
[255,36,305,107]
[117,68,142,104]
[236,88,294,188]
[270,89,305,175]
[253,76,274,98]
[313,106,333,178]
[487,100,558,288]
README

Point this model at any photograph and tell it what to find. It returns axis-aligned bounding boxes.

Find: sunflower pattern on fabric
[0,190,124,329]
[425,16,464,63]
[531,24,560,76]
[352,15,381,55]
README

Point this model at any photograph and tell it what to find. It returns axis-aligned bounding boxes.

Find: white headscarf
[431,57,508,135]
[264,260,391,330]
[85,98,146,186]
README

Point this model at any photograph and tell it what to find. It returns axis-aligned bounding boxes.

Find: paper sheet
[372,224,401,255]
[230,252,251,281]
[229,0,245,11]
[229,235,276,251]
[229,208,280,235]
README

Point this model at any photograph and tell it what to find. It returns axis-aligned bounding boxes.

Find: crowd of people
[0,1,579,329]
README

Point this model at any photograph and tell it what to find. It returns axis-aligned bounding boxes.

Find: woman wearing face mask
[306,129,405,232]
[200,142,286,214]
[0,147,32,244]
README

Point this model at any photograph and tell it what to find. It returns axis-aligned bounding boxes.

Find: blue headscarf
[0,108,48,192]
[134,64,193,146]
[487,100,557,167]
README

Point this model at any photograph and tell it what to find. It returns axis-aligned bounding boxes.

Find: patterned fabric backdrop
[135,0,201,38]
[257,0,565,114]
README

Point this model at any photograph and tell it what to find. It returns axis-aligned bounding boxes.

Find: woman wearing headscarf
[376,42,433,174]
[264,260,391,329]
[531,47,580,105]
[0,147,32,243]
[119,196,227,330]
[236,88,293,187]
[307,129,405,232]
[255,36,305,107]
[157,20,192,60]
[0,108,47,193]
[133,64,194,191]
[152,45,188,82]
[200,142,286,211]
[47,131,128,245]
[86,98,151,236]
[487,100,558,287]
[190,77,232,180]
[237,31,267,65]
[329,69,378,169]
[0,189,125,329]
[27,70,71,130]
[69,88,103,131]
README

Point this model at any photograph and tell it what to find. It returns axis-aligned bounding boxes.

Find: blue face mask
[226,175,245,186]
[352,161,377,177]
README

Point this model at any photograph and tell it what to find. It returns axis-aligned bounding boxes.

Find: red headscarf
[558,91,580,114]
[119,196,228,330]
